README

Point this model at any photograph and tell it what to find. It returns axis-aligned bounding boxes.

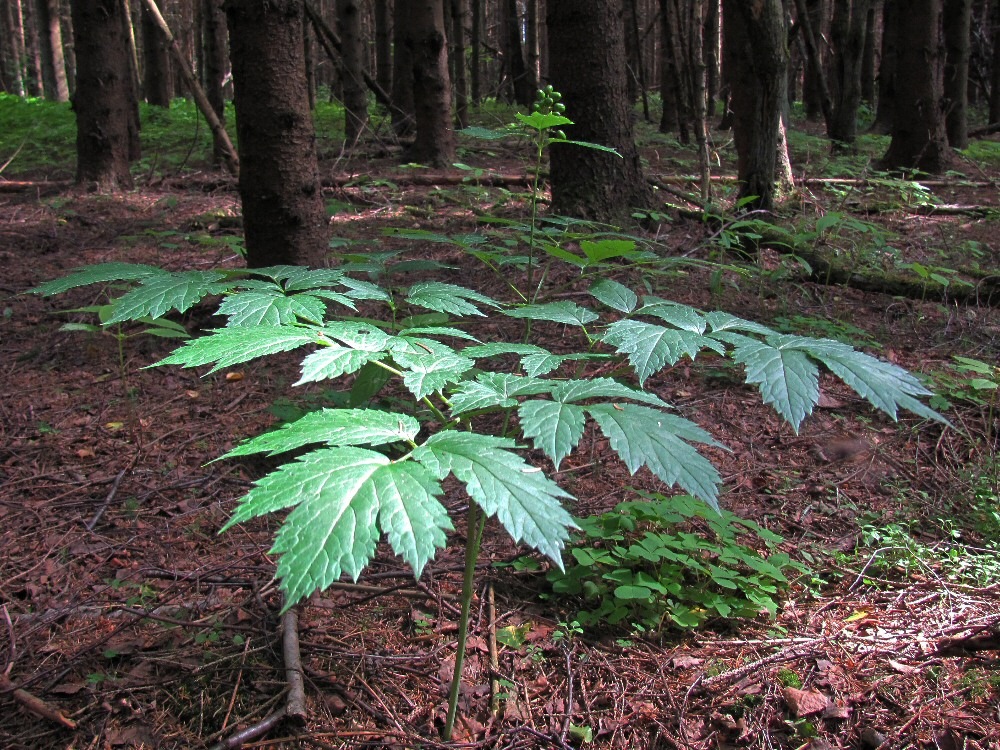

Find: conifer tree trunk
[880,0,948,172]
[226,0,329,267]
[337,0,368,142]
[547,0,653,221]
[943,0,971,148]
[470,0,480,102]
[374,0,392,95]
[829,0,872,148]
[202,0,227,162]
[450,0,468,127]
[871,0,897,133]
[391,0,415,134]
[992,0,1000,125]
[37,0,69,100]
[405,0,454,165]
[72,0,140,190]
[141,1,173,105]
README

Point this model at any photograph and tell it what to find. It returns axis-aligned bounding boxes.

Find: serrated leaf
[297,346,381,384]
[461,342,550,359]
[589,278,638,313]
[587,403,721,508]
[392,350,474,399]
[400,326,481,342]
[785,336,944,423]
[222,447,449,608]
[602,320,720,384]
[405,282,500,317]
[411,432,576,565]
[728,337,819,431]
[561,139,622,155]
[29,262,166,296]
[217,291,327,327]
[521,352,600,377]
[219,409,419,459]
[550,377,669,408]
[515,111,573,130]
[637,298,707,333]
[518,400,586,469]
[154,326,317,373]
[338,276,391,301]
[449,373,554,415]
[580,239,637,263]
[704,311,776,336]
[105,271,230,324]
[278,268,346,290]
[304,288,358,310]
[321,321,394,352]
[506,301,599,327]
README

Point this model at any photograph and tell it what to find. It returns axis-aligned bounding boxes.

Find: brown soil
[1,128,999,750]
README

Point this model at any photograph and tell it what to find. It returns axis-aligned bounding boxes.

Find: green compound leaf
[222,448,449,609]
[602,319,722,384]
[154,325,317,373]
[217,291,328,327]
[550,377,669,408]
[587,403,721,508]
[405,282,500,317]
[29,262,167,296]
[704,311,776,336]
[505,301,599,327]
[296,346,383,385]
[337,276,391,301]
[637,298,707,333]
[412,431,576,566]
[461,342,550,359]
[724,335,820,432]
[589,278,638,313]
[392,350,474,399]
[449,373,554,415]
[518,400,586,469]
[783,336,944,424]
[105,271,231,324]
[320,321,394,352]
[219,409,420,460]
[399,326,481,342]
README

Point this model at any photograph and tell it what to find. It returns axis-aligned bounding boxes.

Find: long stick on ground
[138,0,239,176]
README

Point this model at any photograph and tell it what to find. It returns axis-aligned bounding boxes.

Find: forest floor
[2,107,1000,750]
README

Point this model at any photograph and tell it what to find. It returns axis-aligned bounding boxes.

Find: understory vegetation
[2,94,999,748]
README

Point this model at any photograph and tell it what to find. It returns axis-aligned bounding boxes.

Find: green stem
[443,502,486,740]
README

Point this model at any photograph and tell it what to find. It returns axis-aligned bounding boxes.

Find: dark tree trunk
[37,0,69,100]
[470,0,480,102]
[404,0,454,165]
[801,0,825,120]
[141,1,172,105]
[337,0,368,142]
[374,0,391,95]
[1,0,26,95]
[547,0,653,221]
[658,0,679,133]
[880,0,948,173]
[391,0,415,135]
[22,0,44,96]
[503,0,532,105]
[992,0,1000,124]
[71,0,139,190]
[704,0,719,116]
[7,0,28,96]
[871,0,897,132]
[943,0,971,148]
[61,0,75,95]
[450,0,468,127]
[526,0,539,88]
[829,0,872,147]
[721,0,793,211]
[202,0,227,163]
[226,0,329,267]
[860,4,876,104]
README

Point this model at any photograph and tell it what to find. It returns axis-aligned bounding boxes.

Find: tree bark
[404,0,455,165]
[71,0,139,190]
[943,0,971,148]
[991,0,1000,125]
[391,0,415,135]
[374,0,392,95]
[36,0,69,100]
[202,0,228,163]
[801,0,826,120]
[503,0,532,105]
[829,0,872,147]
[226,0,328,267]
[871,0,897,133]
[141,0,173,105]
[880,0,949,173]
[470,0,480,102]
[337,0,368,142]
[450,0,468,127]
[4,0,27,95]
[547,0,653,221]
[721,0,793,211]
[860,4,876,104]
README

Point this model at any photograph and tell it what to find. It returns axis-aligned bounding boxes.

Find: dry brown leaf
[782,686,829,717]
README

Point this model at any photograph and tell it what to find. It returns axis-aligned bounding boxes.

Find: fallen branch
[0,673,77,729]
[968,122,1000,138]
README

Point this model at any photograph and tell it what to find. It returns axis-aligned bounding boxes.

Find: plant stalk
[443,502,486,739]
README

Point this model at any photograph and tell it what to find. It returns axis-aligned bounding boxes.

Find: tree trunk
[526,0,539,88]
[71,0,139,190]
[704,0,719,116]
[943,0,971,148]
[721,0,793,212]
[450,0,468,127]
[860,4,876,104]
[871,0,897,133]
[547,0,653,221]
[829,0,872,147]
[226,0,329,267]
[202,0,227,162]
[880,0,948,173]
[141,1,173,105]
[21,0,44,96]
[374,0,391,95]
[658,0,679,133]
[36,0,69,100]
[391,0,415,135]
[405,0,454,165]
[503,0,532,105]
[61,0,76,95]
[337,0,368,142]
[801,0,825,120]
[5,0,28,95]
[470,0,480,102]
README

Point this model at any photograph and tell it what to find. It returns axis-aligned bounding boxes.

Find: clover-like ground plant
[32,254,943,738]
